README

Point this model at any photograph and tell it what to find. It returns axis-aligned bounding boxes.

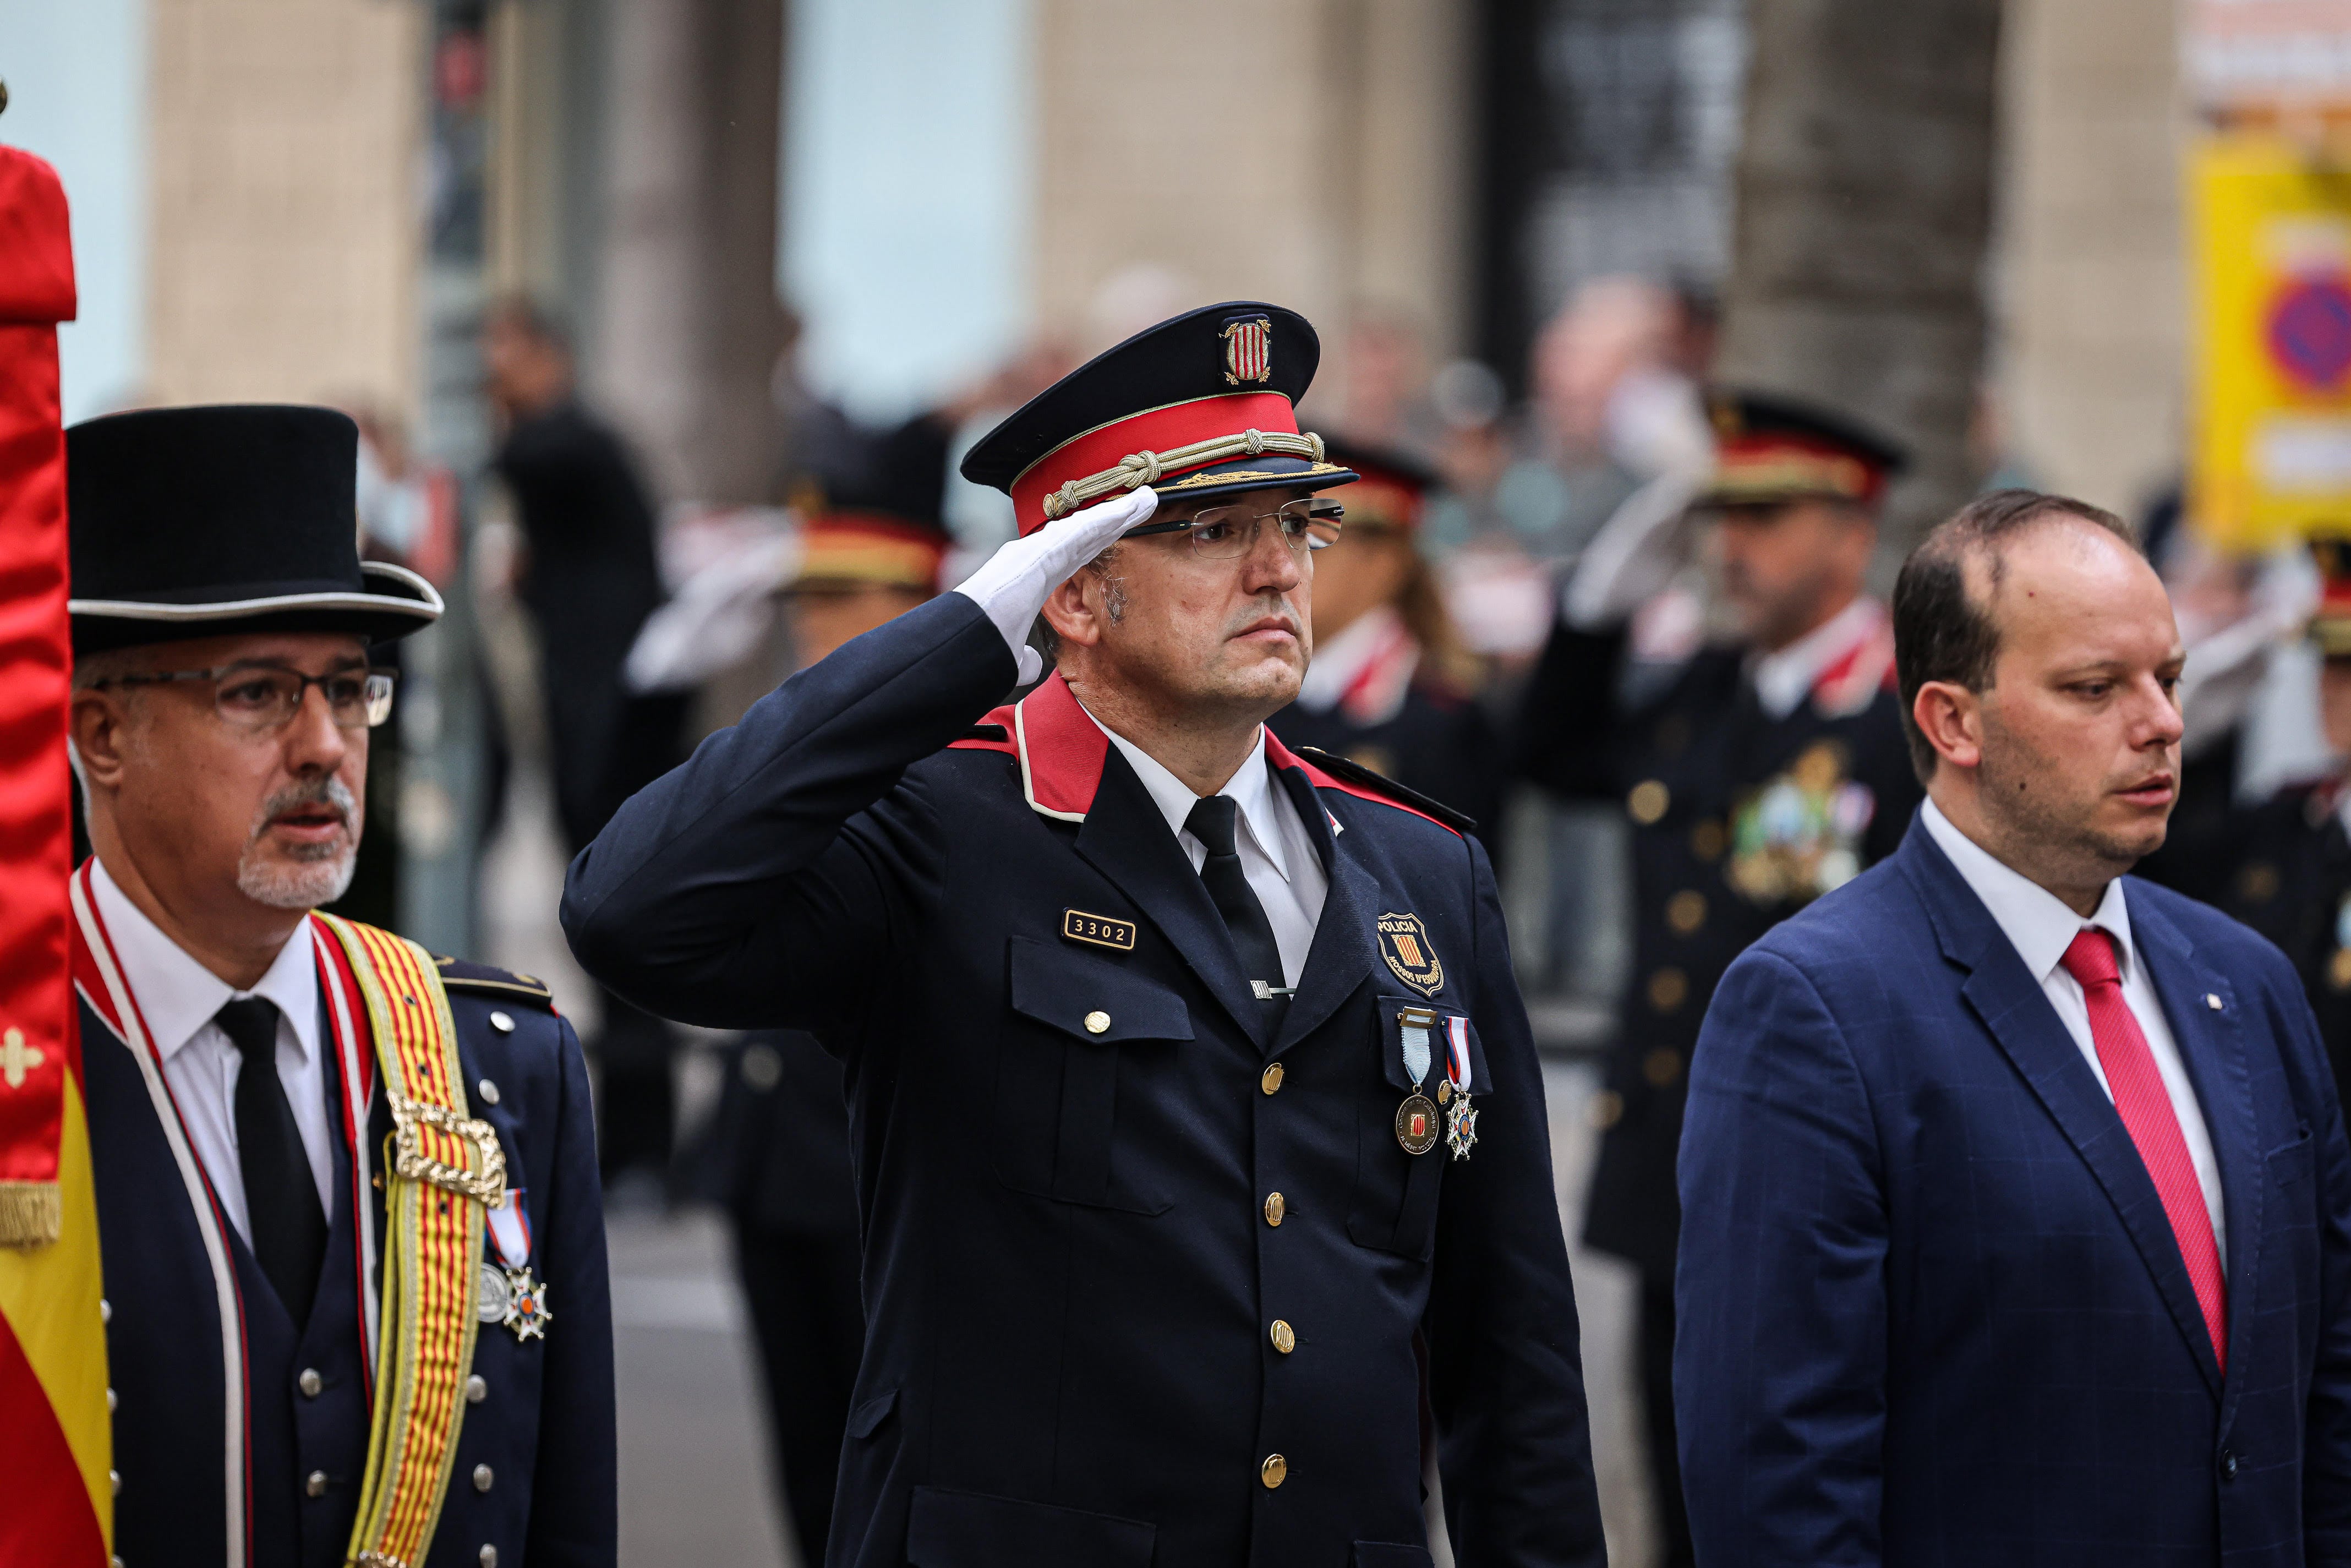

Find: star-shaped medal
[500,1265,553,1342]
[1445,1094,1478,1160]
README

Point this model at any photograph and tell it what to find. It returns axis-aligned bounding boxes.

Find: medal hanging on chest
[478,1186,552,1342]
[1442,1015,1478,1160]
[1395,1007,1442,1155]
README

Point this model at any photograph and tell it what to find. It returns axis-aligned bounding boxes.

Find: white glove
[953,487,1159,684]
[1560,469,1703,631]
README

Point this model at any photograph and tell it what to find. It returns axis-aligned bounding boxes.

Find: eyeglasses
[92,663,398,732]
[1122,496,1345,560]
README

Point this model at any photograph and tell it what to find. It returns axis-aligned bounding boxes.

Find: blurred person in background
[2140,538,2351,1094]
[482,296,687,1194]
[1267,438,1505,848]
[693,416,953,1568]
[1516,391,1923,1567]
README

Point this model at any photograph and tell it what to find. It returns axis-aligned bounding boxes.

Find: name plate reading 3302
[1063,909,1138,951]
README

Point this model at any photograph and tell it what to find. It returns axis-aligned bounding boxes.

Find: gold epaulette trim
[1041,428,1332,520]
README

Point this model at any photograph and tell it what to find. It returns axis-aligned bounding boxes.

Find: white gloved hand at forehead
[953,486,1160,685]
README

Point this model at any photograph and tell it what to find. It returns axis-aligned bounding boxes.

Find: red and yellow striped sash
[315,915,504,1568]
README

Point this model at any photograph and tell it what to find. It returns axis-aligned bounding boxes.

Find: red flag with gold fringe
[0,143,112,1568]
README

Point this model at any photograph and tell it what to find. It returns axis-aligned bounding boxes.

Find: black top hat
[68,404,444,655]
[960,302,1355,537]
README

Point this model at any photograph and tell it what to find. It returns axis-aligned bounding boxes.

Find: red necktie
[2059,928,2227,1369]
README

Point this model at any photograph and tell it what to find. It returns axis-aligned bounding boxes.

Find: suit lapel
[1073,745,1268,1043]
[1902,822,2226,1398]
[2129,890,2261,1409]
[1270,763,1375,1055]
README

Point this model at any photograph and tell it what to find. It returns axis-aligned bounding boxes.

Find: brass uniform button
[1261,1062,1285,1094]
[1263,1192,1286,1227]
[488,1009,516,1034]
[1690,818,1726,861]
[106,1387,117,1413]
[1666,890,1707,935]
[1644,1047,1683,1088]
[477,1078,501,1106]
[1628,780,1670,825]
[1647,968,1688,1014]
[1436,1080,1451,1105]
[466,1374,489,1404]
[100,1297,111,1325]
[2331,949,2351,992]
[1261,1454,1288,1489]
[298,1368,322,1398]
[1084,1010,1111,1035]
[1270,1319,1296,1354]
[480,1548,499,1568]
[305,1471,328,1499]
[110,1468,121,1497]
[1588,1089,1624,1130]
[473,1463,495,1493]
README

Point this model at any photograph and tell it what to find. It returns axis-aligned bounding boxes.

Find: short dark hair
[1891,488,2140,783]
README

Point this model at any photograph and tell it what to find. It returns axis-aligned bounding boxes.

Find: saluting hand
[953,487,1159,684]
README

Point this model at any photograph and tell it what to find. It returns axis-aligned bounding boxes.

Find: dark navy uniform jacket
[1517,610,1921,1279]
[563,593,1605,1568]
[72,883,616,1568]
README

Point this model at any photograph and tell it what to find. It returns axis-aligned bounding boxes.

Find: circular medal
[477,1260,513,1324]
[1395,1092,1441,1156]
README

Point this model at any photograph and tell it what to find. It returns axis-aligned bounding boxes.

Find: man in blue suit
[1677,487,2351,1565]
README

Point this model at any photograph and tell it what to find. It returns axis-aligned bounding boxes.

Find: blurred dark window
[1475,0,1745,394]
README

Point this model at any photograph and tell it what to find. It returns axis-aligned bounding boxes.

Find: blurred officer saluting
[1515,390,1922,1566]
[2145,539,2351,1094]
[698,412,955,1568]
[68,407,614,1568]
[566,304,1606,1565]
[1267,439,1506,849]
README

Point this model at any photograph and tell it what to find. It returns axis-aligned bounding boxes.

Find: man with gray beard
[64,405,615,1568]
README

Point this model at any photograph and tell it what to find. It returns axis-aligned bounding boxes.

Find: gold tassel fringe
[0,1179,62,1248]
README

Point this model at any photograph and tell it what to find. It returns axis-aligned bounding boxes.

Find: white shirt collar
[1920,797,2140,986]
[1295,604,1405,713]
[89,855,321,1065]
[1082,709,1298,886]
[1751,595,1880,722]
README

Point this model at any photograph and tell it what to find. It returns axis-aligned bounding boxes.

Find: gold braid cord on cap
[1041,429,1331,521]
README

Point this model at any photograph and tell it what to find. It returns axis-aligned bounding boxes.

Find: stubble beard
[237,774,362,911]
[1975,709,2150,884]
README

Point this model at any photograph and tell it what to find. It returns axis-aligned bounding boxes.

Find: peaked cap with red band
[961,301,1357,536]
[1321,436,1439,534]
[1702,389,1909,511]
[797,411,955,595]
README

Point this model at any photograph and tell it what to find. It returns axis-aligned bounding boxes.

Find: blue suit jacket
[1676,813,2351,1566]
[563,593,1604,1568]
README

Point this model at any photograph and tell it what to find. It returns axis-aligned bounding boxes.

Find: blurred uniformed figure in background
[567,303,1606,1565]
[1267,439,1506,850]
[1515,391,1923,1567]
[695,412,953,1568]
[2140,538,2351,1095]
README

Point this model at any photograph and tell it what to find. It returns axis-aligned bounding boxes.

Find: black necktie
[1184,795,1288,1007]
[215,997,328,1323]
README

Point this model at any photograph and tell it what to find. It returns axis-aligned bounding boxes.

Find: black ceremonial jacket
[1516,605,1921,1279]
[563,593,1604,1568]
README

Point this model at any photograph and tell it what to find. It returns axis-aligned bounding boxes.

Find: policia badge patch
[1376,912,1443,996]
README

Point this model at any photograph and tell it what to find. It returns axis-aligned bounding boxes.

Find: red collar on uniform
[949,670,1457,833]
[1809,601,1896,720]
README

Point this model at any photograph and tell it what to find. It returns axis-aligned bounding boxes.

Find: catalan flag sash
[314,915,505,1568]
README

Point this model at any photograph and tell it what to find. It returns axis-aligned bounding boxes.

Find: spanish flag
[0,145,111,1567]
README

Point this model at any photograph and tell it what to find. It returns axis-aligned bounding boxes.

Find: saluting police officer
[2140,538,2351,1095]
[1516,391,1922,1568]
[66,406,615,1568]
[1266,438,1506,850]
[566,304,1606,1565]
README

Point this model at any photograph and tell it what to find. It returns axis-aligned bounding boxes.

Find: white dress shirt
[1085,712,1329,989]
[1749,595,1882,721]
[1921,800,2227,1259]
[90,856,337,1244]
